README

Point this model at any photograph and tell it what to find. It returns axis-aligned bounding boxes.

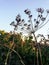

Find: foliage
[0,30,49,65]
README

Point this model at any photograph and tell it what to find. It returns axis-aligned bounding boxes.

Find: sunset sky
[0,0,49,36]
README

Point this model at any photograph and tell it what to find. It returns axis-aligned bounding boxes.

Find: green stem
[38,46,43,65]
[5,50,12,65]
[0,44,25,65]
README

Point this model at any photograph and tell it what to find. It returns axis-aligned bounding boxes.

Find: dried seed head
[46,9,49,13]
[24,9,31,15]
[36,8,44,13]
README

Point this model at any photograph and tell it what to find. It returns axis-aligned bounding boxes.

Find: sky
[0,0,49,36]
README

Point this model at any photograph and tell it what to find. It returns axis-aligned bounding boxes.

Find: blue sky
[0,0,49,35]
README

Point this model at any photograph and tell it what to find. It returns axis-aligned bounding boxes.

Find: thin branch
[35,19,49,32]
